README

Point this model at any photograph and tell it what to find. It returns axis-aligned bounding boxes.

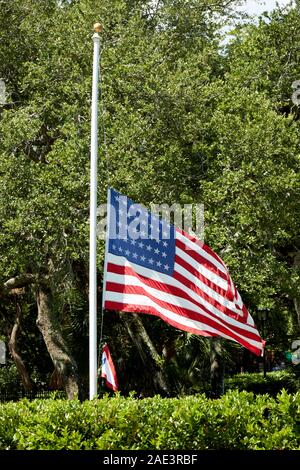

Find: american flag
[103,188,264,356]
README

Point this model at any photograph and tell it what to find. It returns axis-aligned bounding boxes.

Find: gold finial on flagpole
[94,23,102,33]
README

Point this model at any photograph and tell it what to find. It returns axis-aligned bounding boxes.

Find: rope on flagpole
[99,186,111,365]
[99,57,107,351]
[98,23,109,373]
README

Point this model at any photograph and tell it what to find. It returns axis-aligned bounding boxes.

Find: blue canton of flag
[108,188,175,275]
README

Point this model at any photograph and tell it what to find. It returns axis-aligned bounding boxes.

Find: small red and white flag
[101,343,119,392]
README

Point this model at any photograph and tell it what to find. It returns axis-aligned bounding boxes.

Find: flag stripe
[104,293,263,356]
[106,258,257,336]
[176,230,227,275]
[107,265,257,336]
[175,248,228,294]
[105,279,261,344]
[177,228,228,267]
[174,258,244,318]
[176,240,228,286]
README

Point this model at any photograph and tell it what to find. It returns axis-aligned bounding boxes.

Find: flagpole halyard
[89,23,101,400]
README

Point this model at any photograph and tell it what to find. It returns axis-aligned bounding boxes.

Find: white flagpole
[89,23,101,400]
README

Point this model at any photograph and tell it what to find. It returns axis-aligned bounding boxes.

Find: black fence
[0,389,66,403]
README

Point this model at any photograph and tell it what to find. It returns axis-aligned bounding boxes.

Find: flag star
[112,244,116,250]
[148,258,154,264]
[154,248,160,255]
[115,195,120,202]
[156,261,162,267]
[130,239,136,245]
[138,241,144,248]
[162,241,168,247]
[118,246,123,252]
[162,252,167,258]
[125,249,130,256]
[164,264,170,271]
[140,255,146,262]
[146,245,152,251]
[133,252,138,259]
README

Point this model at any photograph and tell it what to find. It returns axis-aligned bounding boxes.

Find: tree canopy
[0,0,299,398]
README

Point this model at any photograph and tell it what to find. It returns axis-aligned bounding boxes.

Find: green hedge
[225,370,299,395]
[0,391,300,450]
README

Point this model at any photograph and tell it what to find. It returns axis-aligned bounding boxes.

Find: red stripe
[104,300,262,356]
[174,252,228,298]
[105,281,261,344]
[176,227,227,269]
[172,264,247,323]
[176,230,238,304]
[176,238,228,281]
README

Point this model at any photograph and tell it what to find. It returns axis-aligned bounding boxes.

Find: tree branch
[0,274,35,296]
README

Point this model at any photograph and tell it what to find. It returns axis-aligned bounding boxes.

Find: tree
[200,3,300,351]
[1,0,299,398]
[0,0,238,397]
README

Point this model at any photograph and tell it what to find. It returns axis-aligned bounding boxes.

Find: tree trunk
[123,313,169,395]
[36,284,79,399]
[8,301,35,392]
[210,337,224,398]
[293,252,300,327]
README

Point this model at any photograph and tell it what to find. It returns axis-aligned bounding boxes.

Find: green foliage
[0,364,21,396]
[0,392,299,450]
[225,370,299,396]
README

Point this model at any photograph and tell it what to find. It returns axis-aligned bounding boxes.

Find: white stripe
[105,261,259,336]
[176,231,227,274]
[105,291,263,351]
[176,246,228,291]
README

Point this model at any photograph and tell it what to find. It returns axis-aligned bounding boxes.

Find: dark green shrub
[0,364,22,398]
[225,370,298,395]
